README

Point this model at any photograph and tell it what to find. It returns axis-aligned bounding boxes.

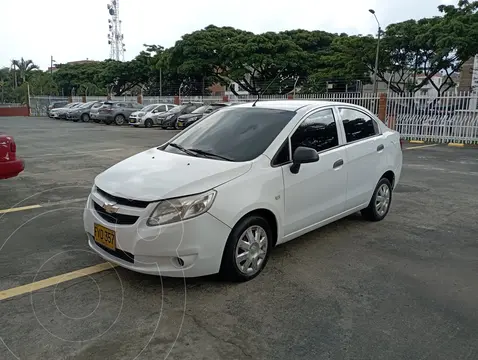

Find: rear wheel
[219,215,272,282]
[145,119,153,128]
[361,178,393,221]
[114,114,125,126]
[81,113,90,122]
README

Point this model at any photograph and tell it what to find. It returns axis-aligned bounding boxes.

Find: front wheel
[144,119,153,128]
[219,215,272,282]
[114,114,125,126]
[361,178,392,221]
[81,113,90,122]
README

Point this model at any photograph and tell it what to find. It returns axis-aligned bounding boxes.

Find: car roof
[233,100,366,112]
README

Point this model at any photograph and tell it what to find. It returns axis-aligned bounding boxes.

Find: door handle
[333,159,344,169]
[377,144,384,151]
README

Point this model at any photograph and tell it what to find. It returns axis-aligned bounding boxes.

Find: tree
[11,58,39,86]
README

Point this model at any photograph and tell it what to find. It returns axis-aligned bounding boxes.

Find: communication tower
[107,0,125,61]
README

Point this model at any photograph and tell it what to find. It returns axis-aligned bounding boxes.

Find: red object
[0,134,25,179]
[399,138,404,149]
[0,106,29,117]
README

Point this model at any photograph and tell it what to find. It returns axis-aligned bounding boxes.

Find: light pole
[369,9,381,94]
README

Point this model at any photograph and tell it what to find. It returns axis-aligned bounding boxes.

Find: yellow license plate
[177,122,183,127]
[94,223,116,250]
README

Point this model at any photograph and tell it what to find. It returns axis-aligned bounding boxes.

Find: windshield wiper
[187,148,233,161]
[168,143,199,157]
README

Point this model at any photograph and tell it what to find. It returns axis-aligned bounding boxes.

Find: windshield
[191,106,209,114]
[141,104,157,112]
[163,107,296,162]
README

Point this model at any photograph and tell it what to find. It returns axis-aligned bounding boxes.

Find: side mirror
[290,146,319,174]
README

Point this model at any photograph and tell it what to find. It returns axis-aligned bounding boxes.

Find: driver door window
[156,105,167,113]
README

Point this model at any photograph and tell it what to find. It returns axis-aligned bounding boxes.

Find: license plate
[177,122,183,127]
[94,223,116,250]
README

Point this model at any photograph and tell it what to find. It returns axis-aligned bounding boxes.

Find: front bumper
[83,190,231,277]
[129,117,143,127]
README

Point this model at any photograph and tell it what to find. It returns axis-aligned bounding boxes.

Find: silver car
[129,104,163,126]
[131,103,177,128]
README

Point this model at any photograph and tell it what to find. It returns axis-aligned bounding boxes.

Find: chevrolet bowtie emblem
[102,203,119,214]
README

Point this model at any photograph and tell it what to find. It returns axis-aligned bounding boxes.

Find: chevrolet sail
[83,100,403,282]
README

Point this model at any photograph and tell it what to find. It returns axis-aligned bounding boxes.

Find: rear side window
[339,108,379,143]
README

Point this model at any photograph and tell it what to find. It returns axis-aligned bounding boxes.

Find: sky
[0,0,456,70]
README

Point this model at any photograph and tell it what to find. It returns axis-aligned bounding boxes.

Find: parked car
[0,133,24,179]
[50,102,82,119]
[83,100,403,282]
[128,104,161,125]
[156,102,203,129]
[176,103,232,129]
[130,104,177,128]
[66,101,103,122]
[47,101,68,117]
[90,102,105,123]
[96,101,143,125]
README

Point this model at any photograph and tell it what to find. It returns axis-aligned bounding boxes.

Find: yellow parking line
[405,144,439,150]
[409,140,425,144]
[0,262,117,301]
[448,143,465,147]
[0,204,42,214]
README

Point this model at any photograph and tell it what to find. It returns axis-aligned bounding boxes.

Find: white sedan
[83,100,403,282]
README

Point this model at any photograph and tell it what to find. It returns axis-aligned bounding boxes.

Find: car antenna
[252,66,287,107]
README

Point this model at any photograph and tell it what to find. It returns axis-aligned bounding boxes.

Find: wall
[0,106,29,116]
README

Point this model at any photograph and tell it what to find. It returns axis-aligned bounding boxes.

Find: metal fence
[27,92,478,144]
[386,92,478,144]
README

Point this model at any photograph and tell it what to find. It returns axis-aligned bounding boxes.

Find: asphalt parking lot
[1,116,478,360]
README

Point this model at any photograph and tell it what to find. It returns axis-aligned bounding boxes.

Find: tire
[219,215,272,282]
[145,119,153,128]
[93,118,101,123]
[361,177,393,222]
[114,114,125,126]
[81,113,90,122]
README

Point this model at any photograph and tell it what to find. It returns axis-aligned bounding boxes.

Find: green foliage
[2,2,478,102]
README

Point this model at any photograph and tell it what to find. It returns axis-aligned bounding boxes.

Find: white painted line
[0,198,88,214]
[23,148,124,159]
[404,144,439,150]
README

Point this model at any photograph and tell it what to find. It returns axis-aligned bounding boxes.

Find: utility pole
[369,9,381,94]
[159,67,162,98]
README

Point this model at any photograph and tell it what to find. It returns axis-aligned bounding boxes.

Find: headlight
[147,190,217,226]
[166,114,174,120]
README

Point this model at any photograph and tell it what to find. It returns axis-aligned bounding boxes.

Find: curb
[402,140,478,148]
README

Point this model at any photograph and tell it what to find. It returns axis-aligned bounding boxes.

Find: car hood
[131,111,145,117]
[94,147,252,201]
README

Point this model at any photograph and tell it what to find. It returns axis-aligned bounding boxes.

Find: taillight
[10,141,16,153]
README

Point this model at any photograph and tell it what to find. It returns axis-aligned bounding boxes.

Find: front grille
[96,187,149,208]
[95,241,134,263]
[93,201,139,225]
